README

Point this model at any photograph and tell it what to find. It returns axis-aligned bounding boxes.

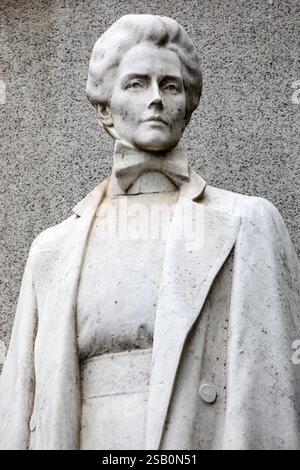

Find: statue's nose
[147,82,163,108]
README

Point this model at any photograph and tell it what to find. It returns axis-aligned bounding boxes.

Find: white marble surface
[77,190,179,360]
[0,14,299,450]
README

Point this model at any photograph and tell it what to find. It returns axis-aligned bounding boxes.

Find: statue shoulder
[202,184,252,217]
[29,214,78,258]
[203,184,282,223]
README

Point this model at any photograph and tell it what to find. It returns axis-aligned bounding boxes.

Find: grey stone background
[0,0,299,354]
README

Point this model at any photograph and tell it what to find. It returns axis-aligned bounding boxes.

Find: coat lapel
[145,196,241,449]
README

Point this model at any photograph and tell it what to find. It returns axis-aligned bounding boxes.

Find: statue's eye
[163,83,180,93]
[126,81,143,90]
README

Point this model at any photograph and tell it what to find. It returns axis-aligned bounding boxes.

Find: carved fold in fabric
[113,141,190,192]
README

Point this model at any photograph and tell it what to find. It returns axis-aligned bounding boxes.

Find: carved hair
[86,14,202,123]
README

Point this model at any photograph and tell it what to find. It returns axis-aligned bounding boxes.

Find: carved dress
[77,190,178,449]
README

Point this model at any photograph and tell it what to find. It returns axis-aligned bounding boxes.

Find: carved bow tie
[113,141,190,192]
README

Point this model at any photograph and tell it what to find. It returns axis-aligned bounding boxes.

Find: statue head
[86,14,202,152]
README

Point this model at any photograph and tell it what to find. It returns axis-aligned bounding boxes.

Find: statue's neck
[107,142,185,197]
[108,170,177,196]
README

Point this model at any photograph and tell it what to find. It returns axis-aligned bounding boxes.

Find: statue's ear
[96,103,113,127]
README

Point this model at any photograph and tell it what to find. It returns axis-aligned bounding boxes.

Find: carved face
[100,42,187,152]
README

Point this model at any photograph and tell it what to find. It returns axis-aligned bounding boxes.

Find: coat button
[199,384,217,404]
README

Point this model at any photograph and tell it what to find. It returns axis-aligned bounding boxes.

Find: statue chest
[77,191,178,361]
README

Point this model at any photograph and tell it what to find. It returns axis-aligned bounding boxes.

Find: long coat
[0,169,299,450]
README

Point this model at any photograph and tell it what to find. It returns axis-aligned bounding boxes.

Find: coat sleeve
[0,247,38,449]
[223,196,300,450]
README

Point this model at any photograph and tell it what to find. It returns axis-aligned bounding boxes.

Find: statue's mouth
[144,116,168,125]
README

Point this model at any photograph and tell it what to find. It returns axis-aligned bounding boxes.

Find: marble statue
[0,14,300,450]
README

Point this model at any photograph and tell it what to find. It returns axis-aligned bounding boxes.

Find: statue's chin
[134,142,177,154]
[133,130,180,154]
[104,125,179,154]
[132,136,180,154]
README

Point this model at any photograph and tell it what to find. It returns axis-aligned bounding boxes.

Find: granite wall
[0,0,299,357]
